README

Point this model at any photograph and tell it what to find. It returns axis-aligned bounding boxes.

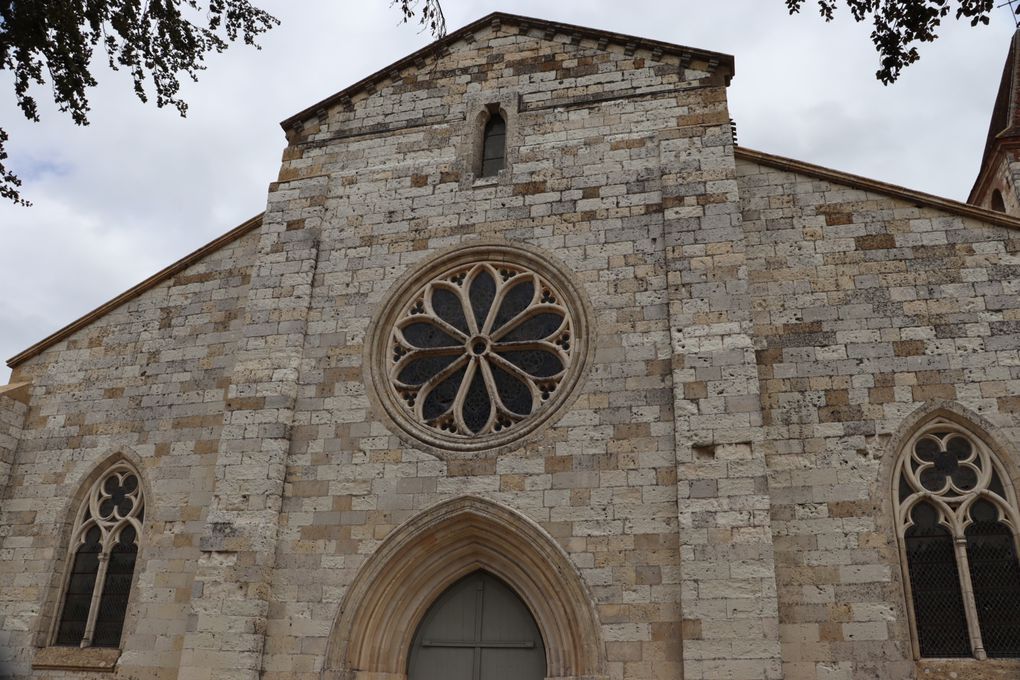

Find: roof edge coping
[737,147,1020,231]
[280,11,735,131]
[7,213,265,369]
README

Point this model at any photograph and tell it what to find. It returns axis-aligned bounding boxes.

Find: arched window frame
[991,188,1007,213]
[50,460,145,649]
[478,107,507,178]
[894,417,1020,660]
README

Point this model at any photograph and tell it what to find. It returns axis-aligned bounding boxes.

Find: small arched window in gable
[991,189,1007,213]
[480,112,507,177]
[895,419,1020,659]
[54,462,144,648]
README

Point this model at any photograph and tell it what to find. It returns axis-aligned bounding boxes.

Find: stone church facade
[3,11,1020,680]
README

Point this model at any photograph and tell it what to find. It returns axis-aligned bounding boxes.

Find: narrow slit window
[55,463,144,649]
[480,113,506,177]
[992,189,1007,213]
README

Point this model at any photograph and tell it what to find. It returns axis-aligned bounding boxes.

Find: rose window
[389,261,574,438]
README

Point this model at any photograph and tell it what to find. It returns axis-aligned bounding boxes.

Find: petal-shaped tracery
[401,321,461,348]
[491,277,535,333]
[497,349,564,378]
[489,362,533,416]
[430,286,470,335]
[469,268,497,333]
[398,353,460,386]
[461,364,492,434]
[497,310,565,343]
[387,258,577,440]
[422,365,467,422]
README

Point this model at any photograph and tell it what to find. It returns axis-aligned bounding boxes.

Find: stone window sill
[916,658,1020,679]
[33,646,120,672]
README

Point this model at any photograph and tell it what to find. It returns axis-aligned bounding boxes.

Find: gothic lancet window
[480,112,506,177]
[54,462,144,648]
[895,419,1020,659]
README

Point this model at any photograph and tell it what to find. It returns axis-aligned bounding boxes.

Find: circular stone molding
[367,242,592,454]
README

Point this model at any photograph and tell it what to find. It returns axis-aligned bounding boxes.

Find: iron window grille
[895,419,1020,659]
[54,462,144,649]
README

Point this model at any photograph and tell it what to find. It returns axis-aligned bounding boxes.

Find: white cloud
[0,0,1014,382]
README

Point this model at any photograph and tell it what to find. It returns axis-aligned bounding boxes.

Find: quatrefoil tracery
[75,465,144,554]
[389,262,573,438]
[897,423,1017,534]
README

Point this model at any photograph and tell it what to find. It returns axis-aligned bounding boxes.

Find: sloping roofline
[737,147,1020,231]
[7,213,264,369]
[12,149,1020,371]
[279,11,736,131]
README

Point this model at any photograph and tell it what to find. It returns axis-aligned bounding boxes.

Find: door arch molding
[321,496,606,680]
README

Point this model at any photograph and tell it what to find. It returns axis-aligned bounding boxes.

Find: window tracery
[391,261,573,438]
[54,462,144,649]
[369,244,590,454]
[895,419,1020,659]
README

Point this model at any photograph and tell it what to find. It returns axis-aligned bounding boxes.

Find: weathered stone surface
[1,12,1020,680]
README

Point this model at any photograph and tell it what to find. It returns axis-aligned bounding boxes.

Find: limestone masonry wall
[738,157,1020,680]
[0,229,258,679]
[0,386,27,499]
[3,14,1020,680]
[210,24,752,680]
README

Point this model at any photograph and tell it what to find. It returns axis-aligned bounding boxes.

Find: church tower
[970,30,1020,214]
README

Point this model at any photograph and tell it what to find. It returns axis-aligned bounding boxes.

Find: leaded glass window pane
[480,115,506,177]
[966,500,1020,657]
[54,463,144,649]
[905,502,971,657]
[92,526,139,648]
[55,526,102,646]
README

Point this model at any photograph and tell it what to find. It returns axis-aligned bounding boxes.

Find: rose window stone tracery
[391,261,573,437]
[369,244,590,454]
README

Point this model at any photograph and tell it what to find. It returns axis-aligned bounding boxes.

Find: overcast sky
[0,1,1015,383]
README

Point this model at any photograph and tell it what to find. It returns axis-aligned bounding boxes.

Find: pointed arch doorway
[321,496,606,680]
[408,571,545,680]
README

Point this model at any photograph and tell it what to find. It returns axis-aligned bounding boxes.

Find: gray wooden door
[407,571,546,680]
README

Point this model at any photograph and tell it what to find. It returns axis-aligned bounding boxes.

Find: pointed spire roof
[970,29,1020,202]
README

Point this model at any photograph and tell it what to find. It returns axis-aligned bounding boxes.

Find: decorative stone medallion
[368,243,591,453]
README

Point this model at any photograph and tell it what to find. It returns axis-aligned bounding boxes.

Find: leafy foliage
[395,0,447,38]
[786,0,1008,84]
[0,0,449,206]
[0,0,281,206]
